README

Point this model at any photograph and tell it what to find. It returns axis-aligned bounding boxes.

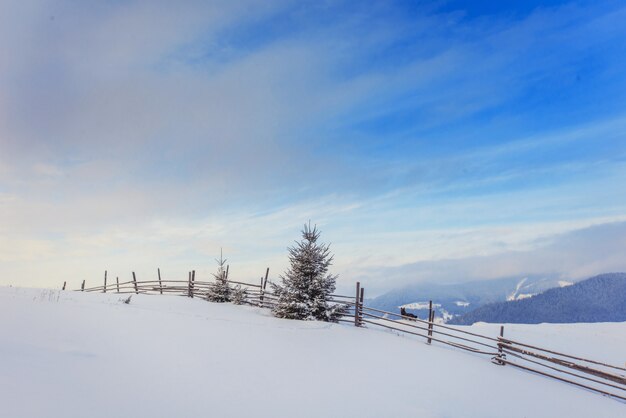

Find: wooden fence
[69,272,626,402]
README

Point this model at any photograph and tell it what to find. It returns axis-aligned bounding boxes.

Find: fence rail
[346,282,625,402]
[68,272,626,403]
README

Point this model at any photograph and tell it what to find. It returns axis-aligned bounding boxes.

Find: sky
[1,0,626,295]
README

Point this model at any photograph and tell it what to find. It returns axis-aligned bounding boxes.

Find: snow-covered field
[1,287,624,418]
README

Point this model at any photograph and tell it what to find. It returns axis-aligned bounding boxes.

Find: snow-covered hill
[1,287,624,418]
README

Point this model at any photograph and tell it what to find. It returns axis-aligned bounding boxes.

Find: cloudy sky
[1,0,625,295]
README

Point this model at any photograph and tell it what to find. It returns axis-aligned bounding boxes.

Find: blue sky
[1,0,626,294]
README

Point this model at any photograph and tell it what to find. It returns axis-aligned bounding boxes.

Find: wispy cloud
[1,1,626,290]
[353,221,626,295]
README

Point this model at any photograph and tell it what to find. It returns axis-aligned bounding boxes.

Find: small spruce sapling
[272,222,347,321]
[206,250,231,303]
[231,285,246,305]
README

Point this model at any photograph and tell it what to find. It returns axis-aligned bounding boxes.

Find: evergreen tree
[231,284,246,305]
[272,223,346,321]
[206,250,231,303]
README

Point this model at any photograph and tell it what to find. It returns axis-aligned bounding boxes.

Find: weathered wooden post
[81,280,85,291]
[259,267,270,308]
[116,277,120,293]
[428,300,433,323]
[62,281,66,290]
[491,326,506,365]
[354,282,361,327]
[187,271,192,298]
[427,301,434,344]
[359,286,365,324]
[259,276,265,307]
[158,268,163,295]
[132,272,138,294]
[263,267,269,290]
[103,270,107,293]
[498,326,505,365]
[225,265,229,280]
[191,270,195,298]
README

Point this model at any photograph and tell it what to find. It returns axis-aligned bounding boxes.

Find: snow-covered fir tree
[206,250,231,303]
[231,285,246,305]
[272,223,346,321]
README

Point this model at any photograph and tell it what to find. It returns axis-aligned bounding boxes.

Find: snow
[1,286,625,418]
[507,277,530,301]
[454,301,470,307]
[436,308,453,323]
[559,280,574,287]
[400,301,441,310]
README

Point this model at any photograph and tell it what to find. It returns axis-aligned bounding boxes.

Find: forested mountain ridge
[449,273,626,325]
[367,276,569,320]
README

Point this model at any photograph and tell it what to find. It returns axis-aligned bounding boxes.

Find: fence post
[225,265,229,280]
[158,268,163,295]
[191,270,195,298]
[263,267,269,290]
[259,268,270,308]
[427,301,434,344]
[359,286,365,324]
[116,277,120,293]
[62,281,66,290]
[81,280,85,291]
[103,270,107,293]
[132,272,138,294]
[354,282,361,327]
[259,277,265,307]
[492,325,506,366]
[498,326,505,364]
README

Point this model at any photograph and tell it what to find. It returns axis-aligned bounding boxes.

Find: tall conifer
[272,223,345,321]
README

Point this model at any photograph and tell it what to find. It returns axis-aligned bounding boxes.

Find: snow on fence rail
[67,272,626,402]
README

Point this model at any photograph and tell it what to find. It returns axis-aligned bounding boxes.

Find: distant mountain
[367,276,570,321]
[449,273,626,325]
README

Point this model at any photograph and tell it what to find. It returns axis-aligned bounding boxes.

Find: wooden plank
[500,337,626,372]
[226,279,262,288]
[502,347,626,392]
[501,342,626,385]
[357,304,500,342]
[360,317,497,356]
[500,358,626,402]
[359,308,499,351]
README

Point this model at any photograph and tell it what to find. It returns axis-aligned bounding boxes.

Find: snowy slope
[1,287,624,418]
